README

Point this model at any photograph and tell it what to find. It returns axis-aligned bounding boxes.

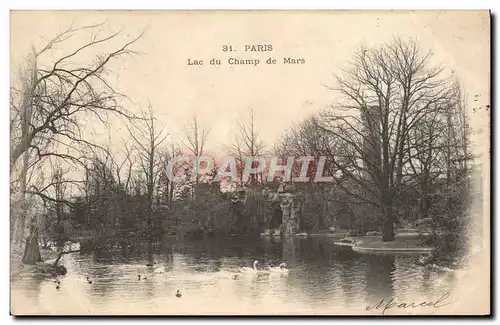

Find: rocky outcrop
[278,184,302,236]
[230,189,249,233]
[280,193,301,235]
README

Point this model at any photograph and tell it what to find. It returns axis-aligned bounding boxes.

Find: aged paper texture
[9,10,490,315]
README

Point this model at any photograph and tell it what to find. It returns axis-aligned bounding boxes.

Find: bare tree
[10,22,143,173]
[226,136,245,185]
[10,46,40,243]
[158,143,186,207]
[127,105,168,239]
[227,108,266,185]
[320,37,456,241]
[275,115,336,182]
[10,22,144,262]
[183,116,210,189]
[114,141,136,195]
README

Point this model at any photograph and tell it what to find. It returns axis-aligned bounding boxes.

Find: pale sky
[10,10,490,159]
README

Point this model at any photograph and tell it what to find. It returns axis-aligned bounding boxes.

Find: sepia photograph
[9,10,490,316]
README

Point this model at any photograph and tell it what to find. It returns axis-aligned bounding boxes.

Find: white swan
[239,260,271,274]
[270,263,289,273]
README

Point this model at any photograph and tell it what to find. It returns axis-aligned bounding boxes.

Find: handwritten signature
[366,292,454,315]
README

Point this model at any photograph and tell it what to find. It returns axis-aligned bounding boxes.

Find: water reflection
[11,236,458,315]
[364,254,396,306]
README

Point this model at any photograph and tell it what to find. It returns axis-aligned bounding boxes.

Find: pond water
[10,236,458,315]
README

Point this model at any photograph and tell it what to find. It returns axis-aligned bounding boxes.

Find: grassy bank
[331,232,433,253]
[353,235,433,252]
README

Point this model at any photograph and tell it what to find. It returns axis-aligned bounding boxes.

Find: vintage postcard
[9,10,490,316]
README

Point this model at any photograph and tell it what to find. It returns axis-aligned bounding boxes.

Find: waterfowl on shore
[176,289,182,298]
[86,277,92,284]
[138,274,141,281]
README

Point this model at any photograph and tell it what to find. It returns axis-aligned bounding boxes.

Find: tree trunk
[10,46,37,176]
[22,218,42,264]
[381,205,395,242]
[147,240,153,265]
[420,190,430,220]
